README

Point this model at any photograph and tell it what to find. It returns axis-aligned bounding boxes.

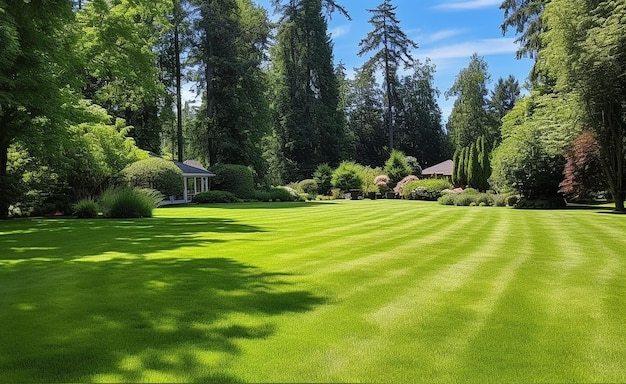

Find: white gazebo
[175,160,216,202]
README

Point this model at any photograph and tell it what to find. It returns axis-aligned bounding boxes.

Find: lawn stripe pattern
[1,200,625,383]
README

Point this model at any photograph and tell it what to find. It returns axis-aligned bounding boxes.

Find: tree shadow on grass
[0,217,265,261]
[186,201,337,210]
[0,256,325,383]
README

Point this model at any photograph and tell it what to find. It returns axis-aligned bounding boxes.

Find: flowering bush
[393,175,419,196]
[374,175,390,193]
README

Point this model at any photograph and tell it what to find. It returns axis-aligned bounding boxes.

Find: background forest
[1,0,624,218]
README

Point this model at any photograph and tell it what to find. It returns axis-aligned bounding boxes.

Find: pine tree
[358,0,417,152]
[189,0,271,174]
[270,0,349,181]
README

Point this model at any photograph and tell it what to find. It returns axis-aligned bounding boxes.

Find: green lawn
[1,200,625,383]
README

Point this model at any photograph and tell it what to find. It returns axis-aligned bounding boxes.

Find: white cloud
[330,25,350,39]
[416,38,517,61]
[424,29,467,44]
[434,0,502,11]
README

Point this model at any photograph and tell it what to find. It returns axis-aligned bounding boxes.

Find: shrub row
[192,190,241,204]
[403,179,453,200]
[438,188,518,207]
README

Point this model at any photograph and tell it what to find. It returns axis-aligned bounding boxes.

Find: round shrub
[332,162,363,192]
[100,187,162,218]
[192,190,240,204]
[298,179,318,195]
[438,193,456,205]
[72,198,99,218]
[208,163,255,199]
[269,186,297,202]
[492,194,508,207]
[507,195,519,207]
[122,158,183,197]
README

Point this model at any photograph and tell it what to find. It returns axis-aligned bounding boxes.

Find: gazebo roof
[422,160,453,176]
[175,161,215,177]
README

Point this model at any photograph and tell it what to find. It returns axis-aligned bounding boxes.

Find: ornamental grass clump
[72,198,99,218]
[100,187,162,218]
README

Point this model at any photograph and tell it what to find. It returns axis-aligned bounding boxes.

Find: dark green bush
[100,187,162,218]
[516,197,566,209]
[72,198,99,218]
[252,190,272,202]
[403,179,453,200]
[208,163,255,199]
[298,179,318,195]
[192,190,241,204]
[313,164,334,196]
[507,195,520,207]
[122,157,183,197]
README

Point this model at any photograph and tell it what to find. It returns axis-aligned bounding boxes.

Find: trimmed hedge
[192,191,241,204]
[208,164,255,199]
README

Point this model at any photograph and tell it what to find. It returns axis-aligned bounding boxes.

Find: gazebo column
[183,177,189,202]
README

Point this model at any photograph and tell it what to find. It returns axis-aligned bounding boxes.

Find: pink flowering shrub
[374,175,390,193]
[393,175,419,196]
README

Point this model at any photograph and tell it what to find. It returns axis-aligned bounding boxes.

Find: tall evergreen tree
[490,75,521,120]
[270,0,349,181]
[500,0,548,59]
[190,0,271,174]
[358,0,417,152]
[395,59,448,167]
[446,54,500,149]
[347,67,387,167]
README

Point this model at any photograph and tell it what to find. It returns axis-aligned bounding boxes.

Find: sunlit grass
[1,200,625,382]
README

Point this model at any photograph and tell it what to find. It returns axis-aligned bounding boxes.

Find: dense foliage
[331,161,363,192]
[208,163,256,199]
[122,158,184,198]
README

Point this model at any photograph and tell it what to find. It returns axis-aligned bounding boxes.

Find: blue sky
[256,0,534,121]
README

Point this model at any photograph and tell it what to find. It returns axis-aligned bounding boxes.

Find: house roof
[175,161,216,177]
[422,160,453,176]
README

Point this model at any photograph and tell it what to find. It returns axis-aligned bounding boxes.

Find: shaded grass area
[1,201,626,382]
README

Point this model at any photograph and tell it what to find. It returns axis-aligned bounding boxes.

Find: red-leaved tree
[560,131,607,201]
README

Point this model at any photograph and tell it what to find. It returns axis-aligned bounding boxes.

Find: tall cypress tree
[358,0,417,152]
[270,0,349,181]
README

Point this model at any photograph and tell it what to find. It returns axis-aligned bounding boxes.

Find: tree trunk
[174,18,184,163]
[0,137,10,219]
